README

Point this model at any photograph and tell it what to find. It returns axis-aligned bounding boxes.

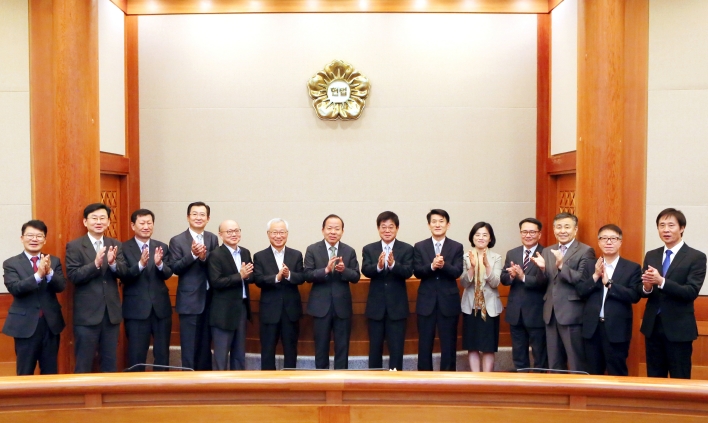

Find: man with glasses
[169,201,218,370]
[3,220,66,375]
[66,203,128,373]
[531,212,595,372]
[253,218,305,370]
[207,220,253,370]
[500,218,547,371]
[640,208,706,378]
[576,224,641,376]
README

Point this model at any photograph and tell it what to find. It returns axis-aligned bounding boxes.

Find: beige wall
[139,13,537,258]
[98,0,126,155]
[550,0,578,155]
[647,0,708,293]
[0,0,31,293]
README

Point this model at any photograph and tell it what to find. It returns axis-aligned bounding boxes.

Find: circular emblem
[307,60,370,120]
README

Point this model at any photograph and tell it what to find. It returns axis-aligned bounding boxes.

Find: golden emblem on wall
[307,60,370,121]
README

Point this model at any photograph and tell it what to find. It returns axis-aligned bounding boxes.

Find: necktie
[30,256,39,272]
[560,244,568,256]
[662,250,673,277]
[31,256,45,317]
[435,242,441,255]
[196,234,204,244]
[94,240,101,252]
[329,246,336,259]
[142,243,148,252]
[385,245,391,269]
[522,249,531,271]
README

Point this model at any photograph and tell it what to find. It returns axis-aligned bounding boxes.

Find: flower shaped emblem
[307,60,370,120]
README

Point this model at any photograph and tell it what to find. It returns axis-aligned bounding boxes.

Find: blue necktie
[662,250,673,277]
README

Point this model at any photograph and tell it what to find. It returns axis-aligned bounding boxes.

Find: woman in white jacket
[461,222,503,372]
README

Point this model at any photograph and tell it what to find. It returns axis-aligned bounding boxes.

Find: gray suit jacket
[65,235,128,326]
[537,240,596,325]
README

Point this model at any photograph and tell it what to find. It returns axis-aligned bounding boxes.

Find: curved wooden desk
[0,371,707,422]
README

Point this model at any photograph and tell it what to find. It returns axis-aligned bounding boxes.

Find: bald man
[207,220,253,370]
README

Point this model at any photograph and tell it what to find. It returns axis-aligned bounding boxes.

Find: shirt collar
[604,255,620,269]
[324,240,340,251]
[432,237,446,249]
[24,251,40,261]
[87,233,104,244]
[381,239,396,250]
[135,237,150,250]
[189,228,204,240]
[225,244,240,255]
[664,240,685,256]
[271,245,285,256]
[524,244,539,255]
[560,239,575,249]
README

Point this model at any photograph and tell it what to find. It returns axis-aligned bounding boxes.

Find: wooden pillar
[29,0,101,374]
[576,0,648,375]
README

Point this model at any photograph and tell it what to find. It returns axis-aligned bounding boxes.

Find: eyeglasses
[520,230,539,236]
[220,229,241,236]
[23,234,46,240]
[87,216,108,223]
[268,231,288,236]
[598,236,622,243]
[189,212,208,218]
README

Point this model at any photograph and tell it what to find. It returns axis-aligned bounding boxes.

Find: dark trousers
[179,310,212,371]
[211,306,247,371]
[546,312,585,372]
[509,320,547,370]
[417,304,458,371]
[583,320,630,376]
[125,308,172,371]
[14,315,60,375]
[260,312,299,370]
[74,308,119,373]
[313,305,351,369]
[645,314,693,379]
[368,312,406,370]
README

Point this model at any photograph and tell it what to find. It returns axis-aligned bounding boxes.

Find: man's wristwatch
[606,279,613,287]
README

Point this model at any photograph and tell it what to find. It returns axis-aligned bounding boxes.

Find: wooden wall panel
[125,15,140,223]
[29,0,102,374]
[125,0,549,15]
[575,0,648,376]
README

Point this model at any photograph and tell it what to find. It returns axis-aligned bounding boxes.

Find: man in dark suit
[500,217,547,370]
[576,224,641,376]
[304,214,360,370]
[640,208,706,379]
[253,218,305,370]
[2,220,66,375]
[121,209,173,371]
[532,212,595,372]
[413,209,464,371]
[207,219,253,370]
[361,211,414,370]
[65,203,128,373]
[169,201,218,371]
